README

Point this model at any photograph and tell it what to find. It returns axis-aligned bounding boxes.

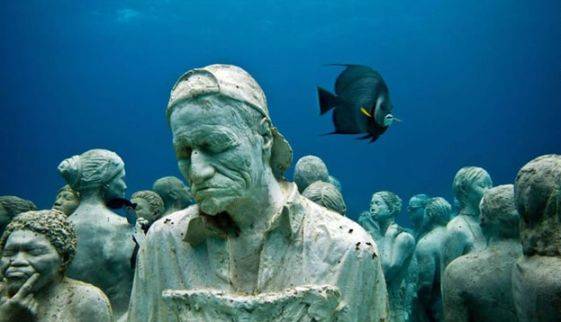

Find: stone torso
[442,214,485,270]
[67,203,134,317]
[443,241,522,322]
[512,256,561,322]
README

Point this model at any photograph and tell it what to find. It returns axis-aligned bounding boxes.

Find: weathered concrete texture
[512,154,561,321]
[302,181,346,216]
[58,149,134,320]
[52,185,80,217]
[163,285,341,322]
[152,176,194,216]
[294,155,330,192]
[443,185,521,322]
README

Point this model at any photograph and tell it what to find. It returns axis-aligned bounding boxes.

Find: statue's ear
[258,117,273,153]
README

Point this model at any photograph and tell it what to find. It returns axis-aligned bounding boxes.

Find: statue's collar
[184,181,303,246]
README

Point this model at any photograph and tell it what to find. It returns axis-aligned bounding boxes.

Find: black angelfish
[317,64,399,143]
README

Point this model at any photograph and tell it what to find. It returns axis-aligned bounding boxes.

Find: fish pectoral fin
[360,107,372,118]
[393,117,402,123]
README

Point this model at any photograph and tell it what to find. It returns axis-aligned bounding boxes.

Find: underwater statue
[130,190,165,232]
[302,181,347,216]
[328,175,342,192]
[407,194,431,240]
[361,191,416,322]
[293,155,330,192]
[0,210,112,322]
[52,185,80,216]
[512,155,561,322]
[443,185,521,322]
[128,64,389,322]
[414,197,451,322]
[152,176,194,216]
[0,196,37,236]
[441,166,492,271]
[58,149,134,319]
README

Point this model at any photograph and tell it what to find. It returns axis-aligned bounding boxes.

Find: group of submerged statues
[0,64,559,322]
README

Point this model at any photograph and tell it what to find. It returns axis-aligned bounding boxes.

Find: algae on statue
[443,185,521,322]
[511,155,561,322]
[58,149,134,320]
[128,64,389,322]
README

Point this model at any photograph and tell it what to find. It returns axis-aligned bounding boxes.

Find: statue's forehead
[5,229,50,246]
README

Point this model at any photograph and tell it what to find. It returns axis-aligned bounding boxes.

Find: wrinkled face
[53,191,80,216]
[370,194,391,221]
[132,198,157,224]
[1,230,62,296]
[105,170,127,200]
[0,205,9,229]
[407,198,426,228]
[170,97,266,215]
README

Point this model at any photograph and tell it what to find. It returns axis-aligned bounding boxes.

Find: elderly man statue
[128,64,388,322]
[0,210,112,322]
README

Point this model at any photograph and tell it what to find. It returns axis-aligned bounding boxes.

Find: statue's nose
[189,150,215,185]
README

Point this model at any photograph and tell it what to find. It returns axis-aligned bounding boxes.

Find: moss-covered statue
[0,210,112,322]
[407,194,431,240]
[443,185,521,322]
[293,155,330,192]
[52,185,80,216]
[128,64,389,322]
[152,176,194,216]
[415,197,451,322]
[0,196,37,236]
[302,181,347,216]
[58,149,134,319]
[512,155,561,321]
[442,167,492,270]
[131,190,165,232]
[359,191,416,322]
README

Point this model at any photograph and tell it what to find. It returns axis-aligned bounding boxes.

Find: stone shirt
[128,182,389,322]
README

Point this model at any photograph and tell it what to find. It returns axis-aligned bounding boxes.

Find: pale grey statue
[415,197,451,322]
[0,210,112,322]
[441,167,492,271]
[131,190,165,231]
[407,194,431,240]
[443,185,521,322]
[58,148,134,320]
[512,155,561,321]
[360,191,416,322]
[128,64,389,322]
[302,181,347,216]
[52,185,80,217]
[293,155,330,192]
[0,196,37,236]
[152,176,194,216]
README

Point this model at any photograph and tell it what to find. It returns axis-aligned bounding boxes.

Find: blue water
[1,1,560,225]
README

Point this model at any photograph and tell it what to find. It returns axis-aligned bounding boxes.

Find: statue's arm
[441,227,467,272]
[75,288,114,322]
[442,263,469,322]
[415,244,435,304]
[383,232,415,282]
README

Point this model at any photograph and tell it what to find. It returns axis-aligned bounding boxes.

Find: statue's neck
[460,202,480,218]
[377,218,394,234]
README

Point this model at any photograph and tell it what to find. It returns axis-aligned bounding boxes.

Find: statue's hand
[386,225,400,239]
[0,273,39,322]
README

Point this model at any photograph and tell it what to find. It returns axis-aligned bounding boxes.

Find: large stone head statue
[131,190,165,226]
[425,197,451,227]
[452,167,493,216]
[0,196,37,234]
[57,149,126,201]
[293,155,329,192]
[152,176,193,213]
[514,155,561,256]
[0,210,77,296]
[52,185,80,216]
[302,181,346,216]
[166,64,292,216]
[407,194,430,230]
[370,191,402,223]
[479,184,519,240]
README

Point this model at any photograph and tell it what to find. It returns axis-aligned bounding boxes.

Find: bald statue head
[294,155,330,192]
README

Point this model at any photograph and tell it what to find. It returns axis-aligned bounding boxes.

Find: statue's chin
[199,197,230,216]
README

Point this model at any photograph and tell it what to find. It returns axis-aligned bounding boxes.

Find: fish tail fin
[317,87,338,115]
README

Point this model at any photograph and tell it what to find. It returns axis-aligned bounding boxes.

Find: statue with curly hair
[360,191,416,322]
[443,185,521,322]
[511,155,561,321]
[57,148,134,319]
[442,166,493,271]
[52,185,80,217]
[0,210,112,322]
[0,196,36,236]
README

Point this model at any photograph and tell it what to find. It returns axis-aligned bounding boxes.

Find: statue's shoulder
[148,204,199,237]
[62,278,112,315]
